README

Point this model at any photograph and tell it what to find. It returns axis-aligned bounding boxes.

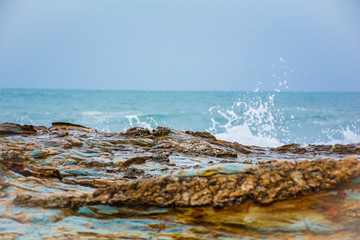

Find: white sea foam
[125,114,158,130]
[81,111,104,116]
[81,111,134,118]
[80,111,160,132]
[214,125,282,147]
[339,126,360,143]
[209,95,360,147]
[80,111,135,132]
[318,124,360,145]
[208,93,285,147]
[208,60,292,147]
[16,115,36,125]
[6,87,358,146]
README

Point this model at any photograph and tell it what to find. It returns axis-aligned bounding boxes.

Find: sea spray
[208,92,360,147]
[207,92,287,147]
[126,114,158,130]
[1,89,359,146]
[319,122,360,145]
[208,61,291,147]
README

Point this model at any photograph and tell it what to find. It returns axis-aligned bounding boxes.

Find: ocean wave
[214,125,282,147]
[317,124,360,145]
[207,92,287,147]
[2,89,360,147]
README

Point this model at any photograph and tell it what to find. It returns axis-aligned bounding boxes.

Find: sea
[1,88,359,147]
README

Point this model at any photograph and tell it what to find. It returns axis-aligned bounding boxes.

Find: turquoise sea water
[1,88,359,147]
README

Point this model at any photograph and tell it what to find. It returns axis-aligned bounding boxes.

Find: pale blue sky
[0,0,359,91]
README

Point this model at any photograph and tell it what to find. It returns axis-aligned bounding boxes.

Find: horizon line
[1,87,360,93]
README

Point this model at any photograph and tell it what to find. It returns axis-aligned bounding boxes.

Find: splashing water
[319,123,360,145]
[1,84,359,147]
[126,114,158,130]
[208,59,291,147]
[207,94,360,147]
[208,93,285,147]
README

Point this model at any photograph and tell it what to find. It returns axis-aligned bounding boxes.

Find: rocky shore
[1,122,360,239]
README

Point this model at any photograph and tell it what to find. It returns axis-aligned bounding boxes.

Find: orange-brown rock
[0,122,38,136]
[14,157,360,209]
[121,156,148,168]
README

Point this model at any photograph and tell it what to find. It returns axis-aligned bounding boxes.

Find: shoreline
[1,121,360,238]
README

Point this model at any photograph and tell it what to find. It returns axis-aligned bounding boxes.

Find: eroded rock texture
[1,122,360,239]
[14,157,360,209]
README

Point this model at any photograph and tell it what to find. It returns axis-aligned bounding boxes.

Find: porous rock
[153,126,172,136]
[2,122,360,238]
[121,156,148,168]
[193,131,217,141]
[271,143,306,154]
[125,127,152,137]
[14,157,360,208]
[50,122,96,133]
[0,122,37,136]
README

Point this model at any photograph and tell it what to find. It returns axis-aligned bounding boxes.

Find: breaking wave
[208,99,360,147]
[207,92,285,147]
[318,124,360,145]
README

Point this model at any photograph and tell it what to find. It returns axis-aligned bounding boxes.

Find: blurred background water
[1,88,359,147]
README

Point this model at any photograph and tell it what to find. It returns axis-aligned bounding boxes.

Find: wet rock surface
[15,156,360,209]
[0,122,38,136]
[271,142,360,155]
[1,122,360,239]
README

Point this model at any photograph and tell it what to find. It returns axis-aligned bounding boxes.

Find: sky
[0,0,359,91]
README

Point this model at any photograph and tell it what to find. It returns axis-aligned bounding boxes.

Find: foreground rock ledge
[15,156,360,208]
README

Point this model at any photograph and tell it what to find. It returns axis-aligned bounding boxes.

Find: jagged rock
[2,122,360,239]
[306,144,332,152]
[1,150,27,161]
[271,143,307,154]
[121,167,145,179]
[242,159,252,164]
[193,131,217,141]
[271,143,360,155]
[121,156,148,168]
[0,160,62,180]
[0,122,37,136]
[213,140,253,154]
[331,143,360,154]
[230,142,253,154]
[0,180,10,190]
[125,127,152,137]
[128,138,155,147]
[50,122,96,133]
[256,159,278,165]
[153,126,172,136]
[64,137,84,147]
[14,157,360,208]
[150,153,170,163]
